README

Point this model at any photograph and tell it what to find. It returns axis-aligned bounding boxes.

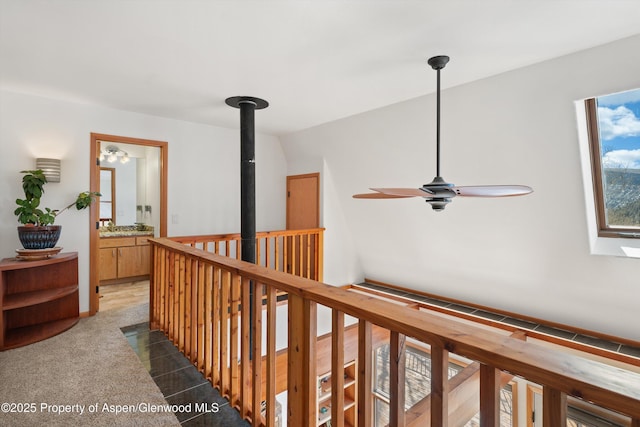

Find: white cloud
[603,148,640,169]
[597,105,640,140]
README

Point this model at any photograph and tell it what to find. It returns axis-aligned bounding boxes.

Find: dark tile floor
[121,322,250,426]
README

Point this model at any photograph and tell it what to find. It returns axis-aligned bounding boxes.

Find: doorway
[89,133,168,315]
[286,173,319,276]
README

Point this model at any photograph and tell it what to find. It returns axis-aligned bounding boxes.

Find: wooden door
[287,173,319,229]
[286,173,319,277]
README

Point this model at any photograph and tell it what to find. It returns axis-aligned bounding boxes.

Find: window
[585,88,640,238]
[372,343,463,426]
[528,385,628,427]
[372,343,514,426]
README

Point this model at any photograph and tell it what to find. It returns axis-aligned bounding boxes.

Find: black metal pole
[225,96,268,360]
[239,101,257,264]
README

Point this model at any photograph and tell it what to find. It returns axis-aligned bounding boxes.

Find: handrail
[149,237,640,426]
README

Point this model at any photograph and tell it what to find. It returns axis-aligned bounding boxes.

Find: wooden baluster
[284,235,289,274]
[287,293,317,427]
[164,247,170,330]
[220,270,231,398]
[165,250,171,337]
[203,264,212,377]
[184,255,192,356]
[389,331,406,427]
[358,319,373,427]
[178,254,186,352]
[332,309,345,427]
[230,272,241,407]
[196,262,207,372]
[298,235,303,277]
[190,258,196,358]
[171,253,178,343]
[168,251,176,340]
[317,230,324,282]
[275,236,281,272]
[212,265,221,387]
[265,236,271,270]
[543,386,566,427]
[149,245,157,329]
[252,281,263,427]
[256,237,262,267]
[479,364,501,427]
[431,344,449,427]
[157,246,165,330]
[265,285,277,427]
[161,247,166,330]
[305,234,311,279]
[240,277,251,419]
[153,245,159,329]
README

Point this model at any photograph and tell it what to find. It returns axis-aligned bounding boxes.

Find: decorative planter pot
[17,225,62,249]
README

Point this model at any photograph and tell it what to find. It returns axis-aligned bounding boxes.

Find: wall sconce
[36,158,61,182]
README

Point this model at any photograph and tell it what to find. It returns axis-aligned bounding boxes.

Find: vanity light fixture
[35,158,61,182]
[99,145,130,164]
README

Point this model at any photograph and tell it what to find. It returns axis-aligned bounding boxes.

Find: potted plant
[14,169,100,250]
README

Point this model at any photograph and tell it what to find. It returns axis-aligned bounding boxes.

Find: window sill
[589,235,640,258]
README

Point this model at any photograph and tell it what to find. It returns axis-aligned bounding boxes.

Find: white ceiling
[1,0,640,136]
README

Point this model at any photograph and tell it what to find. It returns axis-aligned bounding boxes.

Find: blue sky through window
[596,88,640,169]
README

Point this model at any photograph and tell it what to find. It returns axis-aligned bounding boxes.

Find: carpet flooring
[0,303,179,426]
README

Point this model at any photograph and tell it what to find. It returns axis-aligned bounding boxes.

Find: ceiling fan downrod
[427,55,449,179]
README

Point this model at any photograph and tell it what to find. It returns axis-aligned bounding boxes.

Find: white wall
[0,91,287,312]
[280,35,640,341]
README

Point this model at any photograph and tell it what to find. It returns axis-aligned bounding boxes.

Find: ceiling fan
[353,55,533,211]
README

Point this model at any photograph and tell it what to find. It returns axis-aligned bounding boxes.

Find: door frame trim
[89,133,168,315]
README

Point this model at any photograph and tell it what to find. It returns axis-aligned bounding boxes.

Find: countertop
[99,231,154,238]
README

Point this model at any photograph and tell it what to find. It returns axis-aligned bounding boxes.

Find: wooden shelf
[1,252,79,350]
[3,285,78,311]
[3,317,79,350]
[316,360,357,427]
[318,397,355,425]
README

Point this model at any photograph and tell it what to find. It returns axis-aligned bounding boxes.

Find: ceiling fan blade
[453,185,533,197]
[370,188,434,197]
[353,192,413,199]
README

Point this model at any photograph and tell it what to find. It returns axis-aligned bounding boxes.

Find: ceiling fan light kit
[354,55,533,211]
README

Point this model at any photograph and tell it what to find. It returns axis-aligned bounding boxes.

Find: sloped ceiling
[1,0,639,136]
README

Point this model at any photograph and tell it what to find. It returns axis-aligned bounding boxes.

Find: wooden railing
[170,228,324,282]
[149,237,640,427]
